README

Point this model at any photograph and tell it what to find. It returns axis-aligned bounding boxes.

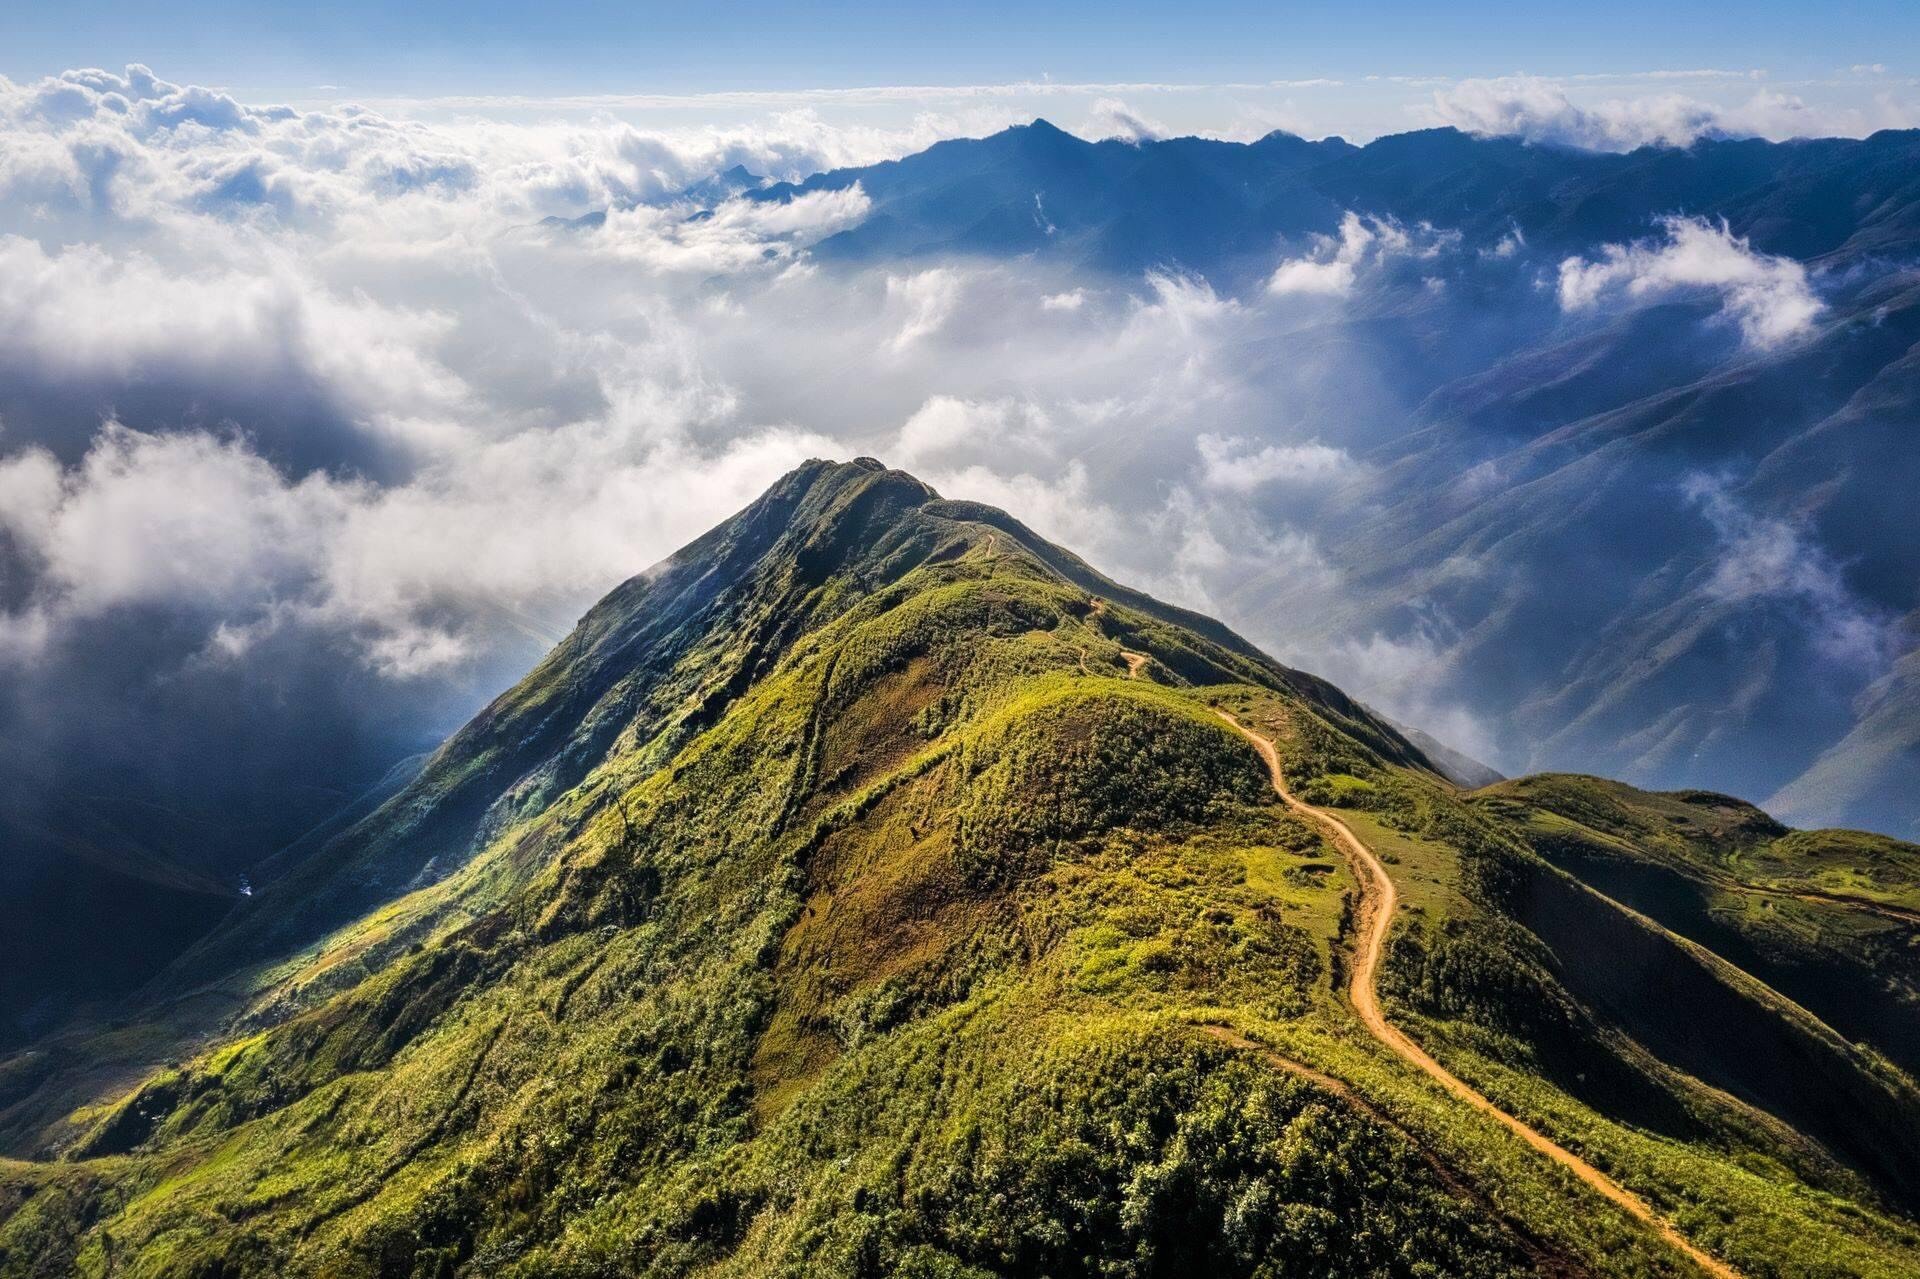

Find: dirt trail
[1081,597,1150,680]
[1073,645,1149,679]
[1216,711,1742,1279]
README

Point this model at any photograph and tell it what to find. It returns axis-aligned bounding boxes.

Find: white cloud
[1134,269,1238,332]
[919,456,1338,625]
[1557,216,1823,348]
[1316,624,1500,767]
[0,427,342,658]
[893,395,1056,473]
[0,235,469,439]
[1424,75,1835,151]
[0,448,65,550]
[885,267,964,350]
[1196,434,1355,491]
[1269,246,1361,298]
[1143,484,1338,616]
[590,184,871,274]
[1483,227,1525,260]
[1089,98,1166,143]
[0,63,1364,696]
[0,63,945,248]
[0,66,922,675]
[0,419,835,674]
[1267,211,1449,296]
[926,461,1126,563]
[1684,474,1897,669]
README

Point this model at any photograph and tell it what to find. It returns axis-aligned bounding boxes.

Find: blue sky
[2,1,1914,122]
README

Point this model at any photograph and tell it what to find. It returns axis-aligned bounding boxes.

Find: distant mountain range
[716,120,1920,279]
[657,122,1920,838]
[5,460,1919,1277]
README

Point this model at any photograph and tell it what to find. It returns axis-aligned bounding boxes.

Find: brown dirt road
[1080,596,1150,680]
[1217,710,1742,1279]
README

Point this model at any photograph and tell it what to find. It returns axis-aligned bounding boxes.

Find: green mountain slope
[4,459,1920,1278]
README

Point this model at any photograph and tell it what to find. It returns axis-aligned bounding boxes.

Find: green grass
[5,460,1920,1279]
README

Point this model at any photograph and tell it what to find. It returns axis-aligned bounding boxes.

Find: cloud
[1268,225,1366,296]
[1135,268,1238,330]
[0,235,468,466]
[1424,75,1829,150]
[1307,620,1501,769]
[1557,216,1823,347]
[0,66,968,834]
[1196,434,1355,491]
[926,461,1127,564]
[1482,227,1525,260]
[1089,98,1166,143]
[885,267,964,350]
[0,63,947,246]
[0,420,837,673]
[918,457,1338,625]
[1145,484,1338,613]
[893,395,1061,472]
[0,63,1385,783]
[1267,211,1451,296]
[1684,474,1898,669]
[0,59,1904,863]
[590,184,871,274]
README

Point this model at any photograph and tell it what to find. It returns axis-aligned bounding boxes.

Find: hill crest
[4,460,1920,1279]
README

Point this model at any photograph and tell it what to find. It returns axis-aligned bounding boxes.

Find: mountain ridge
[4,460,1920,1278]
[730,119,1920,275]
[507,123,1920,848]
[629,120,1920,840]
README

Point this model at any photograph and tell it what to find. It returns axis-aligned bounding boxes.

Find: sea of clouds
[0,64,1868,840]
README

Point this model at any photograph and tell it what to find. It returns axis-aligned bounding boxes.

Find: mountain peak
[126,454,1411,1001]
[14,458,1920,1277]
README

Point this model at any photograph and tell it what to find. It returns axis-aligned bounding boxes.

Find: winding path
[1077,596,1151,681]
[1216,711,1742,1279]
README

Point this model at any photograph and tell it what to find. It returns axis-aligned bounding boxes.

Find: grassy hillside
[3,460,1918,1278]
[1474,775,1920,1084]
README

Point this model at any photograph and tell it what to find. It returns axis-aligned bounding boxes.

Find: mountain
[1244,269,1920,834]
[733,120,1920,280]
[0,740,431,1052]
[0,781,237,1046]
[4,459,1920,1278]
[678,163,768,206]
[748,120,1356,279]
[697,121,1920,837]
[1384,716,1505,789]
